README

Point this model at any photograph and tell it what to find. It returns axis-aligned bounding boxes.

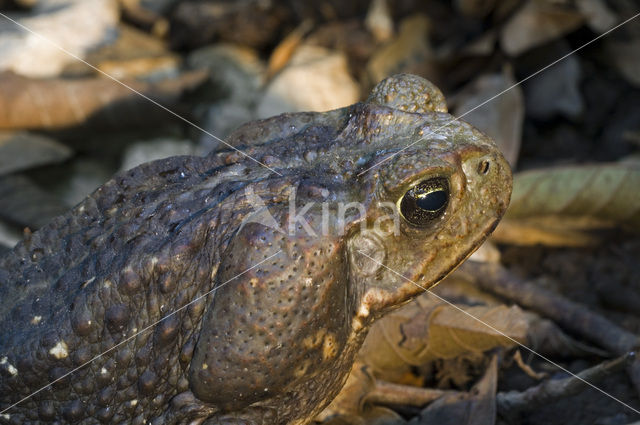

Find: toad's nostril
[477,159,491,175]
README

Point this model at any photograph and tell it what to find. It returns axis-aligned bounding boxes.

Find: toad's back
[0,103,354,423]
[0,153,255,423]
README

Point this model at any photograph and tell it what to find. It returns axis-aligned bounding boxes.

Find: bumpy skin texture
[0,74,512,424]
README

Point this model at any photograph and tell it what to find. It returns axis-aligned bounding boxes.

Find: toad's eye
[399,177,449,227]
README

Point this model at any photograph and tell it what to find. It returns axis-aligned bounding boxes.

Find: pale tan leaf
[491,217,604,246]
[500,0,585,55]
[359,294,529,380]
[365,0,394,42]
[504,164,640,230]
[0,0,119,78]
[317,362,376,422]
[358,304,421,382]
[0,70,206,131]
[418,303,528,363]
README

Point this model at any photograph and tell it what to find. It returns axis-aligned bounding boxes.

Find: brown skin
[0,74,511,424]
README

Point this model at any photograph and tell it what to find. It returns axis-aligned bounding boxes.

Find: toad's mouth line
[356,10,640,177]
[355,249,640,416]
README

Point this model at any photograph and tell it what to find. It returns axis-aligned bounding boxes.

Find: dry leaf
[0,132,72,175]
[365,0,394,42]
[452,68,523,167]
[0,70,206,131]
[504,164,640,230]
[576,0,618,33]
[118,0,170,37]
[317,362,376,422]
[256,46,360,119]
[358,407,406,425]
[0,175,68,229]
[500,0,585,56]
[415,300,528,362]
[359,294,529,381]
[605,39,640,87]
[366,14,434,85]
[491,217,605,246]
[409,356,497,425]
[0,0,119,78]
[438,268,608,357]
[321,406,406,425]
[170,0,287,50]
[318,362,446,424]
[266,19,313,78]
[82,24,180,79]
[523,51,583,120]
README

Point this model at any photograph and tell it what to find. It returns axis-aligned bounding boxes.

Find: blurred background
[0,1,639,424]
[0,0,638,243]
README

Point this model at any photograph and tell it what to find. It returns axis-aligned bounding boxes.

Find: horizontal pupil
[416,190,447,211]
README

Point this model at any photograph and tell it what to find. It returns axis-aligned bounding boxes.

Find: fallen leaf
[318,362,447,424]
[504,164,640,230]
[118,0,170,38]
[83,24,180,79]
[0,0,119,77]
[366,14,435,85]
[415,300,528,362]
[317,362,377,422]
[576,0,618,33]
[0,131,72,175]
[266,19,314,78]
[523,46,583,120]
[491,217,605,246]
[365,0,394,42]
[452,68,524,167]
[500,0,585,56]
[170,0,289,50]
[359,294,529,381]
[408,356,497,425]
[256,45,360,119]
[0,70,207,131]
[0,174,68,229]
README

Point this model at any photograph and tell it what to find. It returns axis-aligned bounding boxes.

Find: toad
[0,74,511,424]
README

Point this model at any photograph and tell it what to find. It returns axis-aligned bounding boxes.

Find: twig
[462,261,640,355]
[365,380,458,407]
[496,353,633,415]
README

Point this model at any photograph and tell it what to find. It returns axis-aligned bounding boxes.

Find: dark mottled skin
[0,74,512,424]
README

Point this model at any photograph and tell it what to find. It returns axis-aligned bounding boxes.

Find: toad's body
[0,75,511,424]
